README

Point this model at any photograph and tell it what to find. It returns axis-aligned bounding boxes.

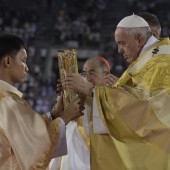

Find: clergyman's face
[115,27,141,63]
[10,48,28,83]
[82,60,107,85]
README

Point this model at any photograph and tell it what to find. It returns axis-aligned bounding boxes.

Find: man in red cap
[49,56,111,170]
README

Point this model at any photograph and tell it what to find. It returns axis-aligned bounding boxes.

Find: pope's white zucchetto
[117,14,149,28]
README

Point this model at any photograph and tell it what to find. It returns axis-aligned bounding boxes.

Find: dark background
[0,0,169,113]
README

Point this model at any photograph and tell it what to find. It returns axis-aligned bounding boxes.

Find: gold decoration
[57,49,79,102]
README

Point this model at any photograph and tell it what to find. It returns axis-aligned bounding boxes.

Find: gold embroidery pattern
[31,149,52,170]
[135,56,170,92]
[58,49,79,102]
[49,119,62,144]
[31,119,62,170]
[115,38,170,89]
[114,54,170,94]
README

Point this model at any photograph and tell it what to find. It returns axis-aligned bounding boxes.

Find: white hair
[123,27,152,40]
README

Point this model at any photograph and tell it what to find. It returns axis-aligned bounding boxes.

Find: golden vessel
[57,49,79,102]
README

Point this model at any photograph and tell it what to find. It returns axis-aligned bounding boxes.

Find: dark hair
[138,12,161,29]
[0,34,26,60]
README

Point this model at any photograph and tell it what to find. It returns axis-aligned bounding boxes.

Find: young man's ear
[3,56,12,67]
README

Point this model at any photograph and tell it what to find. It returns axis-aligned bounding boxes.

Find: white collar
[140,35,159,56]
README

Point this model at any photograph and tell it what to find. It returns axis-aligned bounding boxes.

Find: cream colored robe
[0,80,65,170]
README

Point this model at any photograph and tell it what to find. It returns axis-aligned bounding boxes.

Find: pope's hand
[65,73,94,96]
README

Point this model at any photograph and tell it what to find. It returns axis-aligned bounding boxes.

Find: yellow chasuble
[0,80,63,170]
[91,38,170,170]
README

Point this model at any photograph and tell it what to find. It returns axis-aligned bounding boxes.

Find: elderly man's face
[82,60,107,86]
[115,27,142,64]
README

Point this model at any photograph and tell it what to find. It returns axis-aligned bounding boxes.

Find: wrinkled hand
[60,98,85,124]
[105,74,118,86]
[65,73,94,96]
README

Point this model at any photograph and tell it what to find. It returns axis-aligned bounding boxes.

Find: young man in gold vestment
[49,56,111,170]
[65,14,170,170]
[0,34,83,170]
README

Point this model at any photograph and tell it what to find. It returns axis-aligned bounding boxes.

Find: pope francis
[65,14,170,170]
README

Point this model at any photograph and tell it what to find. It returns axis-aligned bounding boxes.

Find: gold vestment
[0,80,62,170]
[91,38,170,170]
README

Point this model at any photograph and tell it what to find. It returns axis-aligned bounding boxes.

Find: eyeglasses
[81,71,97,78]
[80,71,108,78]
